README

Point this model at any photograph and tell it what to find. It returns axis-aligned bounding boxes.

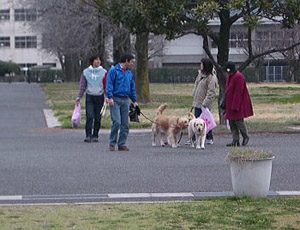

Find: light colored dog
[188,113,207,149]
[152,104,189,148]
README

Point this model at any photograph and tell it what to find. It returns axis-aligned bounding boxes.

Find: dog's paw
[196,146,201,149]
[201,146,205,150]
[152,143,156,147]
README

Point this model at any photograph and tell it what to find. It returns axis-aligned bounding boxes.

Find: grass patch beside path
[41,82,300,132]
[1,196,300,229]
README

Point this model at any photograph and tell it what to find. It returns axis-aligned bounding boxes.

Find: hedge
[28,69,65,83]
[22,66,299,83]
[148,68,198,83]
[0,61,21,76]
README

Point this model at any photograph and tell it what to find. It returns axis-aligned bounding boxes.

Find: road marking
[1,191,300,203]
[274,191,300,196]
[0,196,22,200]
[108,193,193,198]
[23,194,108,200]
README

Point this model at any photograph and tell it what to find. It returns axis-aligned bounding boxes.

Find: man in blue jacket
[106,54,138,151]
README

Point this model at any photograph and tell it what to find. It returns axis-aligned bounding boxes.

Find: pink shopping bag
[199,107,217,133]
[71,103,81,128]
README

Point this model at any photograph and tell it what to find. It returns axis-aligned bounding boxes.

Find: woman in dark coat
[223,61,253,146]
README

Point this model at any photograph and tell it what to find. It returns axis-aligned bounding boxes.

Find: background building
[0,0,60,71]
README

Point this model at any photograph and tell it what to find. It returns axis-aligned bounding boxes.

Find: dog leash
[100,102,107,116]
[139,110,186,144]
[139,111,187,130]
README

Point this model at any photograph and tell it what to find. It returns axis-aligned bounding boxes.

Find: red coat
[225,71,253,120]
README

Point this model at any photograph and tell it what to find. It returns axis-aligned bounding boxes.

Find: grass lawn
[1,196,300,229]
[42,82,300,132]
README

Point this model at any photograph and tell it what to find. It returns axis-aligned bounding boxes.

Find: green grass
[41,82,300,132]
[227,148,274,162]
[260,86,300,91]
[264,94,300,104]
[1,196,300,229]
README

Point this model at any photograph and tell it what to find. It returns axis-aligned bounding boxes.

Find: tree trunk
[216,10,231,124]
[135,32,150,103]
[63,54,82,82]
[96,20,108,69]
[89,19,108,69]
[64,55,73,82]
[113,27,131,65]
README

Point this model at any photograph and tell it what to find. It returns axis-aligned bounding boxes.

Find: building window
[0,9,10,20]
[265,66,284,82]
[43,63,56,67]
[15,36,37,48]
[14,9,37,21]
[0,37,10,47]
[230,32,248,48]
[18,63,37,69]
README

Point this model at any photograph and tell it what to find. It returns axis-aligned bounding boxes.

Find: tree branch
[239,41,300,71]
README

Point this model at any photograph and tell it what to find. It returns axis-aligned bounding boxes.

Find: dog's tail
[188,112,195,120]
[157,104,168,115]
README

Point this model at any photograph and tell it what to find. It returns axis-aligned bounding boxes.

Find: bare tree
[29,0,112,81]
[237,24,300,82]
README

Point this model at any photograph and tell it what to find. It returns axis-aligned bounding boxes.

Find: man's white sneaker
[206,139,214,145]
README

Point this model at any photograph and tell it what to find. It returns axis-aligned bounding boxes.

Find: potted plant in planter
[227,148,275,198]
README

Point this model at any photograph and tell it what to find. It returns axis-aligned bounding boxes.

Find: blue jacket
[106,64,137,102]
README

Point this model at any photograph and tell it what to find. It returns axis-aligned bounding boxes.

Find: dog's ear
[188,112,194,120]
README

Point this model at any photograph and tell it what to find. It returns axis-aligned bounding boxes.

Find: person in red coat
[222,62,254,147]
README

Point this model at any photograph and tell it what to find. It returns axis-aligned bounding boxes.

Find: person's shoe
[109,146,115,151]
[118,146,130,151]
[242,137,249,146]
[84,137,92,143]
[226,141,240,147]
[92,137,99,142]
[206,139,214,145]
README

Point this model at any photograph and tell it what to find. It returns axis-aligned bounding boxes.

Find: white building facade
[0,0,60,69]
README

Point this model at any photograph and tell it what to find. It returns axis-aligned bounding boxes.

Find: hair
[89,55,100,66]
[201,58,213,75]
[120,53,135,63]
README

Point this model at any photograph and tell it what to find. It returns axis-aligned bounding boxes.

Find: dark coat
[225,71,253,120]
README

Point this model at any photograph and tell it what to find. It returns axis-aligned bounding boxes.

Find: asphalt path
[0,83,300,204]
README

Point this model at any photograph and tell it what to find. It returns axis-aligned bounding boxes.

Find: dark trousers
[193,107,213,141]
[229,119,249,142]
[85,94,104,138]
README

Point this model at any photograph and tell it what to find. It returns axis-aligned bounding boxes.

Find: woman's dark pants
[85,94,104,138]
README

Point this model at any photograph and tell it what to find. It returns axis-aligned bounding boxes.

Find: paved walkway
[0,82,300,205]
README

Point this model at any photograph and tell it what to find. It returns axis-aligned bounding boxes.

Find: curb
[1,191,300,206]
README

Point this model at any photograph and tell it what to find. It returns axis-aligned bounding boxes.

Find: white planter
[230,157,275,198]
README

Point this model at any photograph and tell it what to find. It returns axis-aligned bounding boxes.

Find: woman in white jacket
[190,58,218,144]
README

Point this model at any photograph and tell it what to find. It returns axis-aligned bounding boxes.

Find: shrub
[148,68,198,83]
[0,61,21,76]
[28,69,64,83]
[227,148,275,163]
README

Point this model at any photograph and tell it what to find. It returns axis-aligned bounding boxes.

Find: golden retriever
[188,113,207,149]
[152,104,189,148]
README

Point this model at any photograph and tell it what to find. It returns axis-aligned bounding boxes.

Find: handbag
[199,107,217,133]
[71,103,81,128]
